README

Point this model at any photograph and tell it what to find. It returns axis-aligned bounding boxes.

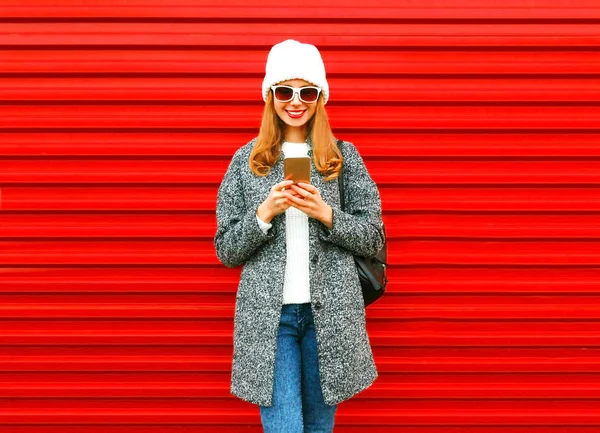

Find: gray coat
[214,136,385,407]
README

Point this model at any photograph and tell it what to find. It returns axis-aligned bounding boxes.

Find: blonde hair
[249,92,342,181]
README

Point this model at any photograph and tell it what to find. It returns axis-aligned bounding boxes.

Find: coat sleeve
[214,148,274,268]
[318,141,385,258]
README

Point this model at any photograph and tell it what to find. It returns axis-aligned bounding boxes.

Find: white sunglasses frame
[270,85,322,103]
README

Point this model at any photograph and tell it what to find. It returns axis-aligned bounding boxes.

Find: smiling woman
[214,39,385,433]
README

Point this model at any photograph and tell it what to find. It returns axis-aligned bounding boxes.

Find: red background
[1,0,600,431]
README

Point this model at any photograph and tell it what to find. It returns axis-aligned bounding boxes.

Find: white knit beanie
[262,39,329,104]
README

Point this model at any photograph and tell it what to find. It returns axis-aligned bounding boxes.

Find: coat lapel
[306,136,340,257]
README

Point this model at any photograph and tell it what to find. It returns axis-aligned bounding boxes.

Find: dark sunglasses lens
[274,87,293,101]
[300,88,318,102]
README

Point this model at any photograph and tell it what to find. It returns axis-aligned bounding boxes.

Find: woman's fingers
[266,182,318,216]
[286,193,308,207]
[296,182,318,194]
[290,184,311,199]
[269,183,330,225]
[272,179,295,192]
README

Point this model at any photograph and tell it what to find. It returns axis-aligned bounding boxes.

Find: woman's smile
[286,109,306,118]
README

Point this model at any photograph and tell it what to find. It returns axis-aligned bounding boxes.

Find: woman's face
[272,79,319,132]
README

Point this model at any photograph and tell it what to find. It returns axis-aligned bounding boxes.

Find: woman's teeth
[287,110,305,118]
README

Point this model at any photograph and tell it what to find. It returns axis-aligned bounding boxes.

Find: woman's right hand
[256,180,297,223]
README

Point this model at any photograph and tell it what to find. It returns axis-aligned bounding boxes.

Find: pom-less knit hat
[262,39,329,104]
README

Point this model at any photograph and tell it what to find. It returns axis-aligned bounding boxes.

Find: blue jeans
[259,303,337,432]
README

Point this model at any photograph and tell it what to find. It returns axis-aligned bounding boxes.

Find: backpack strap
[335,139,345,210]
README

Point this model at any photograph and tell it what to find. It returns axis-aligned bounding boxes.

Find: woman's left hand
[288,183,333,229]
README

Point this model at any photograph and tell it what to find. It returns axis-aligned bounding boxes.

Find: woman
[214,39,384,432]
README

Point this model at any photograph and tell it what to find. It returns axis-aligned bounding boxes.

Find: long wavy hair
[249,91,343,181]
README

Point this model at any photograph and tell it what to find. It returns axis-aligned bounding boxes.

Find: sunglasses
[271,85,322,103]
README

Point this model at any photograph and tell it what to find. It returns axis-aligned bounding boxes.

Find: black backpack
[336,139,388,306]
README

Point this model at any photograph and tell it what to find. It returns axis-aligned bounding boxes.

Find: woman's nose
[290,93,302,105]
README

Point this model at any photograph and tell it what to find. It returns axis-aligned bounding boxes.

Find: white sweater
[256,141,311,304]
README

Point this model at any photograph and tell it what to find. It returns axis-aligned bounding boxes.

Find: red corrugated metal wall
[1,0,599,431]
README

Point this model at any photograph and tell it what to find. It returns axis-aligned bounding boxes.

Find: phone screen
[284,157,311,184]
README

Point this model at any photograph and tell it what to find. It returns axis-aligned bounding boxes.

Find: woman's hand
[288,183,333,229]
[256,180,300,223]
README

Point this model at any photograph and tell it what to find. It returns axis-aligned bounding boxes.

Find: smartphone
[284,156,311,184]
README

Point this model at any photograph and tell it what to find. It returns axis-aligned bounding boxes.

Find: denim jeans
[259,303,337,432]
